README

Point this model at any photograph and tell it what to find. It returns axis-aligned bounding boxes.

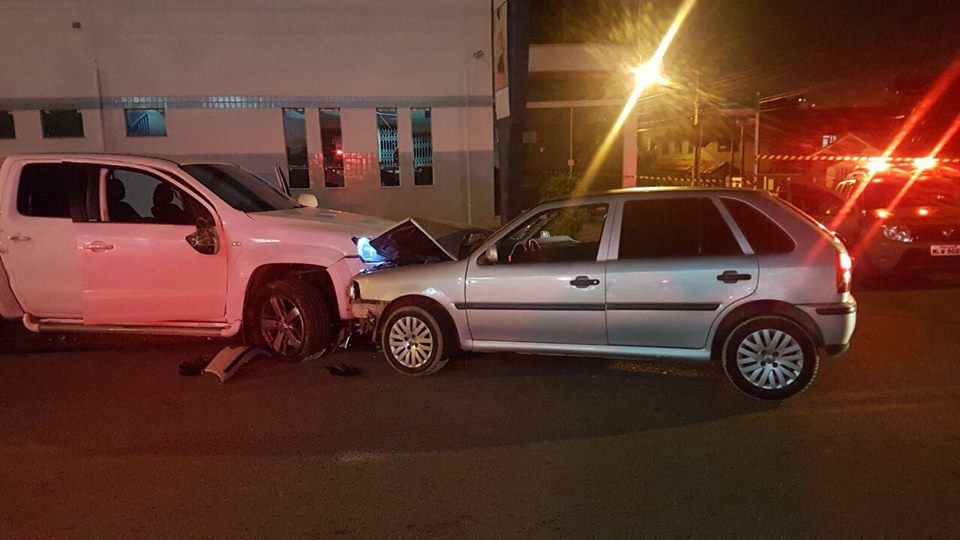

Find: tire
[380,305,450,376]
[246,279,332,361]
[721,315,819,400]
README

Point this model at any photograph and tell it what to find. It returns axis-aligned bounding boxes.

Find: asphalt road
[3,284,960,538]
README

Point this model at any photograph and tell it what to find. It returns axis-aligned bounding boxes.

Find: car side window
[721,198,795,254]
[495,203,608,264]
[105,168,211,225]
[617,198,742,259]
[16,163,97,221]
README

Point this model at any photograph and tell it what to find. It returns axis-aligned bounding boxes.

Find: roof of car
[539,186,763,204]
[6,153,184,168]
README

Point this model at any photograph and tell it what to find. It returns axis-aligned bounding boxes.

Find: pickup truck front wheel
[247,280,331,361]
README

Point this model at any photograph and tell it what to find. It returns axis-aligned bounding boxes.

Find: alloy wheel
[388,316,435,369]
[736,329,804,390]
[259,295,305,356]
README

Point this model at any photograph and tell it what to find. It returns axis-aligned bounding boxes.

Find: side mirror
[297,193,319,208]
[477,245,498,265]
[186,217,220,255]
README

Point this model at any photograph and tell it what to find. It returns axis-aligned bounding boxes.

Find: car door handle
[8,234,31,242]
[81,241,115,252]
[570,275,600,288]
[717,270,752,284]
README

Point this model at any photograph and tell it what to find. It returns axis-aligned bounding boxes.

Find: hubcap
[736,329,804,390]
[388,316,434,369]
[260,295,305,356]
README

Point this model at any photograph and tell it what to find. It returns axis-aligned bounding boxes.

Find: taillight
[836,250,852,293]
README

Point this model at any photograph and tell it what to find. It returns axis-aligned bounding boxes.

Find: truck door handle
[9,234,31,242]
[570,275,600,288]
[717,270,752,284]
[81,241,115,252]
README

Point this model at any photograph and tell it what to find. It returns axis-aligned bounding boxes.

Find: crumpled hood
[369,218,492,265]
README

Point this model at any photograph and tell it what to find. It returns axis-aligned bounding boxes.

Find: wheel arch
[377,295,461,351]
[242,263,337,328]
[709,299,825,363]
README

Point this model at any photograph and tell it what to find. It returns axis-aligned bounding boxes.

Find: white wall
[0,0,492,98]
[0,0,495,224]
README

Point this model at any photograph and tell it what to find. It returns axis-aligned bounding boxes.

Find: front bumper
[862,239,960,275]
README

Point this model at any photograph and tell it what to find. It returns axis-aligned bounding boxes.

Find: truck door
[0,161,95,318]
[75,165,228,324]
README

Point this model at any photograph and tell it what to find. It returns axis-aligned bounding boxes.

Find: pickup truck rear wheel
[248,280,331,361]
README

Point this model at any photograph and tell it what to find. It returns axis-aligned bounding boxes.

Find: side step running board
[23,315,241,338]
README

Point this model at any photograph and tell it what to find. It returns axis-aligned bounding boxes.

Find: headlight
[881,224,914,243]
[354,236,385,263]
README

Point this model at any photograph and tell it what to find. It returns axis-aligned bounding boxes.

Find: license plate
[931,244,960,256]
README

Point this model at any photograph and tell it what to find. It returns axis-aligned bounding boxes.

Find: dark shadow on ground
[0,323,781,457]
[854,272,960,292]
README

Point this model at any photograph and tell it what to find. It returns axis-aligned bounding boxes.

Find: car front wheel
[247,280,331,361]
[381,305,450,376]
[722,316,819,400]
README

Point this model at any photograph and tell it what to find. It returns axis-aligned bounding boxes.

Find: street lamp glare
[630,60,667,92]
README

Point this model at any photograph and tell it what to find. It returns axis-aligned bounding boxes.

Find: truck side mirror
[297,193,319,208]
[186,217,220,255]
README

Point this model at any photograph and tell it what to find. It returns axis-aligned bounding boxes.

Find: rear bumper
[798,300,857,356]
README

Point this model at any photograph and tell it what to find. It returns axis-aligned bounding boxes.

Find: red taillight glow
[837,251,852,293]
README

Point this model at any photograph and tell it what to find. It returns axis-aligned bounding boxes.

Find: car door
[464,202,611,345]
[75,165,228,324]
[605,195,758,349]
[0,161,96,318]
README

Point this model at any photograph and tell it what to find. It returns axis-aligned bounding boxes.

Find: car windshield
[181,163,301,213]
[860,176,960,209]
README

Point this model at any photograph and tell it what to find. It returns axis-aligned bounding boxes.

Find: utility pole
[738,118,746,185]
[567,107,574,177]
[752,91,761,186]
[727,119,735,186]
[692,76,702,181]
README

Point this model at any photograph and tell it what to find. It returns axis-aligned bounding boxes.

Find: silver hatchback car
[351,188,857,400]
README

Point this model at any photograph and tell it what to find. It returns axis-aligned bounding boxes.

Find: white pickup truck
[0,154,392,360]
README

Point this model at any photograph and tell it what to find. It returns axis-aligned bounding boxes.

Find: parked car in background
[0,154,392,360]
[351,188,857,400]
[832,171,960,276]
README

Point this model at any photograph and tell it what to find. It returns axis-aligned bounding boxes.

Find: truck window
[16,163,95,221]
[105,168,212,225]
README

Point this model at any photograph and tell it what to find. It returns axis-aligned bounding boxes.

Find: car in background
[832,172,960,276]
[350,188,857,400]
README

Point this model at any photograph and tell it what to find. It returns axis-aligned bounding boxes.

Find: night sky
[673,0,960,106]
[535,0,960,107]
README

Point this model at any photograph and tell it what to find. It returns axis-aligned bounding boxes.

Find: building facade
[0,0,496,225]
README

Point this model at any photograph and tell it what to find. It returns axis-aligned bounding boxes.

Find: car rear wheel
[247,280,332,361]
[381,305,450,376]
[722,316,818,400]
